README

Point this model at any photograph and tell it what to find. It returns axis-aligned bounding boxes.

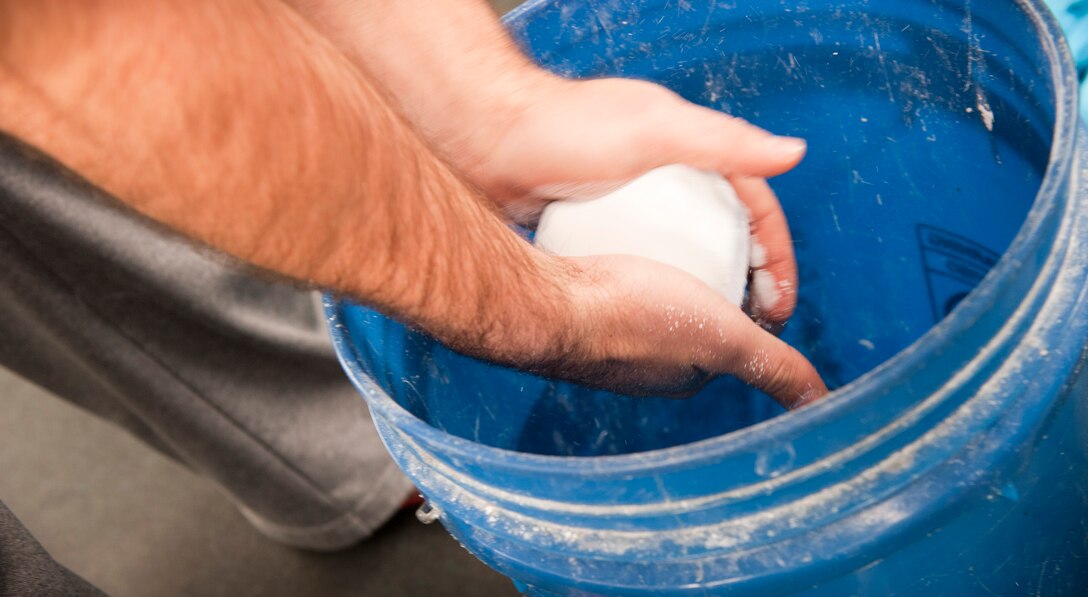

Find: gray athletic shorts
[0,134,412,593]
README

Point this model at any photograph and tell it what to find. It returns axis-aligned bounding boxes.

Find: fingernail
[793,385,825,409]
[769,136,807,156]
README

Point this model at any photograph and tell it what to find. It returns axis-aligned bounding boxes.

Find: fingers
[563,253,825,407]
[731,176,799,324]
[644,92,802,325]
[721,315,828,409]
[656,100,806,179]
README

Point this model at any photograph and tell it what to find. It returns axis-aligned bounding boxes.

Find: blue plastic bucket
[327,0,1088,593]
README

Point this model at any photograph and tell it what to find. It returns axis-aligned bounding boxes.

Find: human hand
[459,75,804,326]
[464,76,804,214]
[273,1,815,399]
[542,254,826,408]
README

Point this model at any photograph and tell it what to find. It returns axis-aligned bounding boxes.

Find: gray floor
[0,366,519,597]
[1,2,528,594]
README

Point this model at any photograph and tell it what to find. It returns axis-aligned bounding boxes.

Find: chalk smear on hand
[750,269,781,315]
[749,238,768,269]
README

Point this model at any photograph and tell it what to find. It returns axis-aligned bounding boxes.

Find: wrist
[314,150,585,373]
[469,250,586,372]
[431,63,557,180]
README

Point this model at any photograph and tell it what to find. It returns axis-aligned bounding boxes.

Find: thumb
[656,101,807,179]
[720,316,828,409]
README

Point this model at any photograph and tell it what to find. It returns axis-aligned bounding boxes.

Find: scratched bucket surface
[329,0,1088,594]
[331,0,1051,458]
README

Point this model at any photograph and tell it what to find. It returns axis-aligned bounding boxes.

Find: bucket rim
[327,0,1080,474]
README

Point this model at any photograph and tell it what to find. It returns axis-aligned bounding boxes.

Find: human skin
[0,0,826,406]
[287,0,805,323]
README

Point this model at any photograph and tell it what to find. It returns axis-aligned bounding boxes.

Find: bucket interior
[338,0,1058,456]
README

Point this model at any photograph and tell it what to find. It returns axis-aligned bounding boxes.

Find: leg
[0,133,412,551]
[0,499,104,597]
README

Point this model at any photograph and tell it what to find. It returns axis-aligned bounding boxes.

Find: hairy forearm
[284,0,546,172]
[0,0,574,361]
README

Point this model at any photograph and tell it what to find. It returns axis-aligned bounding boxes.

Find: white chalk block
[534,164,750,306]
